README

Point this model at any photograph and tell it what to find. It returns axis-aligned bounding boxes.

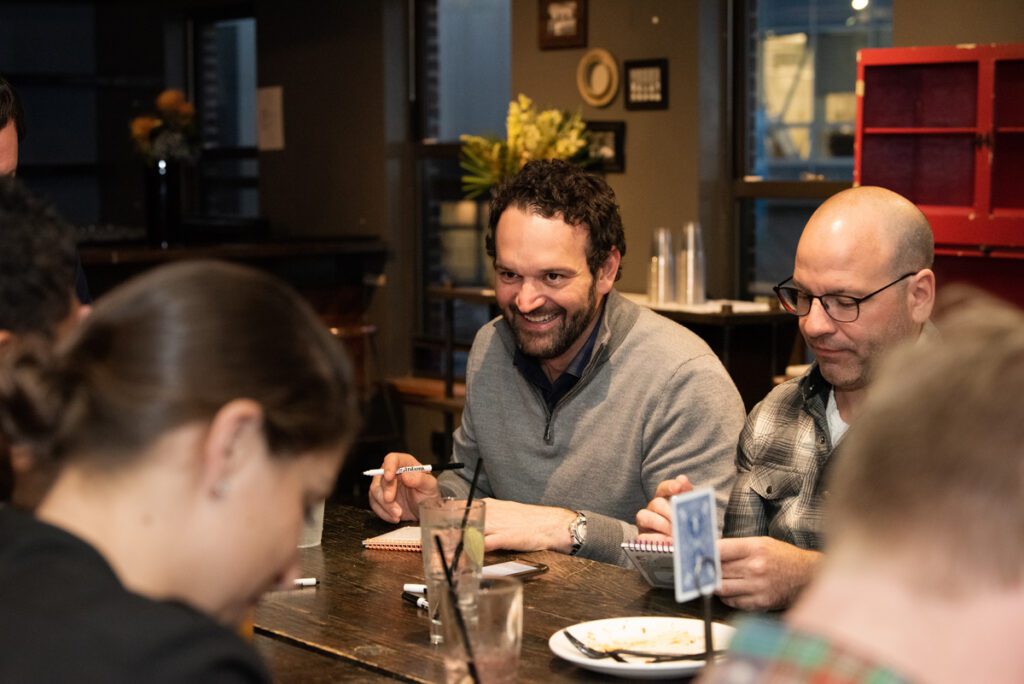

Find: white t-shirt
[826,388,850,445]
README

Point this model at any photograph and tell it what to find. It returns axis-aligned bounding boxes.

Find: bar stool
[327,322,404,504]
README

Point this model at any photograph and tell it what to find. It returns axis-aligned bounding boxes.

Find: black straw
[702,592,714,666]
[434,536,480,684]
[463,458,484,512]
[451,458,484,570]
[695,555,715,667]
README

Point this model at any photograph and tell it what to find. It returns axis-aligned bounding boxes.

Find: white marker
[403,583,428,595]
[293,577,318,588]
[362,463,466,477]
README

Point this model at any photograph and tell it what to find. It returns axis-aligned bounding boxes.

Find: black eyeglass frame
[773,271,920,323]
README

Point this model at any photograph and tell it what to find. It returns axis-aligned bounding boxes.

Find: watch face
[571,513,587,545]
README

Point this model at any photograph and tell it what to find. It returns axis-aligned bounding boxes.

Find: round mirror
[589,63,610,95]
[576,49,618,107]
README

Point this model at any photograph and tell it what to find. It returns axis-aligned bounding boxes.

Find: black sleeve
[140,627,271,684]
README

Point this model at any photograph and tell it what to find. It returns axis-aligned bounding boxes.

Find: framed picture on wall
[624,58,669,110]
[586,121,625,173]
[538,0,587,50]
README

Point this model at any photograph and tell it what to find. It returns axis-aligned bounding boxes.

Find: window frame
[731,0,864,298]
[185,5,260,219]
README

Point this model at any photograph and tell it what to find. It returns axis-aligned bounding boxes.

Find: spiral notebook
[362,526,422,551]
[621,540,674,588]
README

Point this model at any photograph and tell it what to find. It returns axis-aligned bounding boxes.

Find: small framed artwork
[624,58,669,110]
[586,121,625,173]
[538,0,587,50]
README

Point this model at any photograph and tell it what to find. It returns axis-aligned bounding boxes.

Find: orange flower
[177,101,195,118]
[130,115,162,143]
[131,89,198,163]
[155,89,187,113]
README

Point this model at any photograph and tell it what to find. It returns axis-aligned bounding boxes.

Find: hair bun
[0,336,83,463]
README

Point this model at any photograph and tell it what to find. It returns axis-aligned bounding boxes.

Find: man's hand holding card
[667,487,821,611]
[716,536,822,611]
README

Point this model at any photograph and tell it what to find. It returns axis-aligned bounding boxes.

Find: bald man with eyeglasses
[636,186,937,610]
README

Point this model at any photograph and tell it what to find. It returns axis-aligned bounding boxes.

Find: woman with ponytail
[0,260,356,681]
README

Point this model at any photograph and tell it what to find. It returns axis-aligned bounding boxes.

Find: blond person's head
[827,286,1024,592]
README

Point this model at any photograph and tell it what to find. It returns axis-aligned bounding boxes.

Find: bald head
[792,187,936,397]
[801,186,933,276]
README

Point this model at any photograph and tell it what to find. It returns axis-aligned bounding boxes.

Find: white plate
[548,616,734,679]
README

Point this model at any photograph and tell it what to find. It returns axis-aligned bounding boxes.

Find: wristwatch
[568,511,587,556]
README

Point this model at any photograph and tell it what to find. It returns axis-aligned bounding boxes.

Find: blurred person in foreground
[0,179,81,505]
[0,180,79,344]
[0,75,24,178]
[638,186,936,608]
[0,261,356,681]
[1,73,92,303]
[370,159,744,566]
[701,287,1024,684]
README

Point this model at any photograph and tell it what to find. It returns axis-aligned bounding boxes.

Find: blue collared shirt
[512,302,605,412]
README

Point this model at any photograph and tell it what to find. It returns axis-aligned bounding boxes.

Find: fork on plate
[562,629,723,664]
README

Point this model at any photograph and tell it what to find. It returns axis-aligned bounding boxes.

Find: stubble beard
[820,308,917,392]
[506,279,599,360]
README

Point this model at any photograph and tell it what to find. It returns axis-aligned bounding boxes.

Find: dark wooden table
[254,505,734,682]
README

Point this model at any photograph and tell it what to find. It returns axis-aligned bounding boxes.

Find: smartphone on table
[482,559,548,580]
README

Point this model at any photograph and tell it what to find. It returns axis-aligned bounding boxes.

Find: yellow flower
[511,94,532,119]
[536,109,562,134]
[555,136,584,157]
[459,93,591,199]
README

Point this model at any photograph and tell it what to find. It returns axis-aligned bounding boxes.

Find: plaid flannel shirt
[723,364,834,550]
[699,616,909,684]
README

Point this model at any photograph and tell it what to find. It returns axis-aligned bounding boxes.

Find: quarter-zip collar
[495,289,642,443]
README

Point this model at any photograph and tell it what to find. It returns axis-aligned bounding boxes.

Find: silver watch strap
[569,510,587,556]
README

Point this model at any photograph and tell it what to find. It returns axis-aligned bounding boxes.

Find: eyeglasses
[773,271,919,323]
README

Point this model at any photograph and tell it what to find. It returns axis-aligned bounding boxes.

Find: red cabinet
[855,44,1024,306]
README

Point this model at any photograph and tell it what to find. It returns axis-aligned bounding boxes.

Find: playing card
[671,487,720,603]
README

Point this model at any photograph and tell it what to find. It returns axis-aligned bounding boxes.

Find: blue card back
[671,487,721,603]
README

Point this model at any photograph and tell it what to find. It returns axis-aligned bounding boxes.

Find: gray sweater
[439,289,745,566]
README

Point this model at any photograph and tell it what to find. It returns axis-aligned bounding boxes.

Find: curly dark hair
[0,180,76,335]
[0,75,25,142]
[486,159,626,280]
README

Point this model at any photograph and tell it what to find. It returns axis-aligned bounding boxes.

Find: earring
[212,481,228,499]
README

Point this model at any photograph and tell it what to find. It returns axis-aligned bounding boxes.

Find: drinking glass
[297,499,325,548]
[419,497,486,645]
[440,576,523,684]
